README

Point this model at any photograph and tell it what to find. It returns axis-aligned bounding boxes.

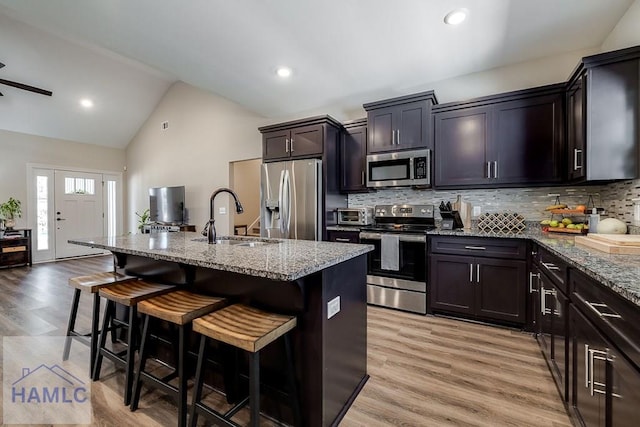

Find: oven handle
[359,232,426,243]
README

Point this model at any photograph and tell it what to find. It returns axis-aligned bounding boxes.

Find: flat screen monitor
[149,186,185,225]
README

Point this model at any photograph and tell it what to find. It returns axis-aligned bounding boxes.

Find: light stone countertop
[69,232,373,282]
[425,227,640,307]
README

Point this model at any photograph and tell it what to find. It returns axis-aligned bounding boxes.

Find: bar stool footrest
[194,401,244,427]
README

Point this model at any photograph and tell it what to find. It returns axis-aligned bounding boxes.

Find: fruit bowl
[542,226,588,235]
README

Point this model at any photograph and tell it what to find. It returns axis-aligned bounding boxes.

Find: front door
[54,170,104,258]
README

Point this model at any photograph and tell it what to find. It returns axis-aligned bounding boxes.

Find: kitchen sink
[191,237,279,247]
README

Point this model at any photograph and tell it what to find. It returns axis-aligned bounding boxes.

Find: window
[106,180,117,237]
[64,177,95,195]
[36,175,49,251]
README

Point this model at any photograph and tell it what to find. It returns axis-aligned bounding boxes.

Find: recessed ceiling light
[276,67,292,78]
[80,98,94,108]
[444,8,468,25]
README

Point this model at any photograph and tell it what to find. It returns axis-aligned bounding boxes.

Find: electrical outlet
[218,207,226,215]
[327,296,340,319]
[473,206,481,217]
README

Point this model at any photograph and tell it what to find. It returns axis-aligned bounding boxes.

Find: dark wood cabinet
[363,91,437,154]
[429,237,527,325]
[567,46,640,182]
[339,119,368,193]
[434,106,491,187]
[262,124,323,161]
[569,268,640,427]
[567,75,586,181]
[326,230,360,244]
[434,84,564,188]
[0,229,32,268]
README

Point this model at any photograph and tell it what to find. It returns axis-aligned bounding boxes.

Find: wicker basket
[477,212,526,233]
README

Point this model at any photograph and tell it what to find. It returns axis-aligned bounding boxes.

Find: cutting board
[587,234,640,246]
[575,235,640,254]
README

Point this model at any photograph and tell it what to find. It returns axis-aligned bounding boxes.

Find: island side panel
[322,253,368,426]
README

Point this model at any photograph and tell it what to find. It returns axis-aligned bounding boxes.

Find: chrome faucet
[202,187,244,244]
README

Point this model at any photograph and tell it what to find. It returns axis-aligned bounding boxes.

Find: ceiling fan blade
[0,78,52,96]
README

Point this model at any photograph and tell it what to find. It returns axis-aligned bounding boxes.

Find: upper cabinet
[363,91,438,154]
[339,118,368,193]
[434,84,565,189]
[567,46,640,182]
[260,115,341,162]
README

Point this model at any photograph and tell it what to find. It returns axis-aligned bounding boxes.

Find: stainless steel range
[359,204,435,314]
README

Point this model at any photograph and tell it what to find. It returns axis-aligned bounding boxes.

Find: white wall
[601,0,640,51]
[0,129,125,228]
[125,81,266,235]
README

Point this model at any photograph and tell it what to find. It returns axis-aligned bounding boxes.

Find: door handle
[335,238,351,243]
[493,161,498,179]
[541,262,560,271]
[285,138,289,153]
[392,130,396,145]
[529,272,540,293]
[397,129,400,145]
[574,148,583,170]
[290,138,294,152]
[486,162,491,179]
[469,264,473,282]
[361,171,365,185]
[464,246,486,250]
[56,218,66,221]
[584,301,622,319]
[476,264,480,283]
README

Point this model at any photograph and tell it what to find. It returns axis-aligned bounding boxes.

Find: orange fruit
[575,205,586,212]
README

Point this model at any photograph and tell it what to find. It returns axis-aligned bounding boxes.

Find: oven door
[359,231,426,282]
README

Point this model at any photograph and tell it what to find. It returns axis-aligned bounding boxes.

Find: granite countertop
[425,227,640,307]
[69,232,373,282]
[326,225,364,232]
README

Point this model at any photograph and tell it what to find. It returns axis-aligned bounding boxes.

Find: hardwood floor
[0,256,571,426]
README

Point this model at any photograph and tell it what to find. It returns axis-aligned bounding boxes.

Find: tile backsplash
[349,185,605,221]
[600,179,640,225]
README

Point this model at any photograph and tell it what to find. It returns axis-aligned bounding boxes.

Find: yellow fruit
[562,218,573,225]
[540,219,551,225]
[549,220,559,227]
[566,224,576,229]
[557,223,566,228]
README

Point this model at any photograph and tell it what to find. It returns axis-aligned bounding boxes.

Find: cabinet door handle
[290,138,294,152]
[476,264,480,283]
[285,138,290,153]
[529,272,540,293]
[486,161,491,179]
[464,246,486,250]
[493,161,498,179]
[588,347,609,396]
[335,238,351,243]
[397,129,400,145]
[585,301,622,319]
[574,148,583,170]
[540,284,546,315]
[392,130,396,145]
[469,264,473,282]
[584,344,590,388]
[541,261,560,271]
[361,171,365,185]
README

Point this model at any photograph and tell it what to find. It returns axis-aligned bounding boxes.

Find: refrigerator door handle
[278,170,286,234]
[284,169,292,238]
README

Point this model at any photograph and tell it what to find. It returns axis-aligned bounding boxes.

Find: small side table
[234,224,248,236]
[0,228,32,268]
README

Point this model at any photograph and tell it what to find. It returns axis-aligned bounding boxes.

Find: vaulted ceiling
[0,0,635,149]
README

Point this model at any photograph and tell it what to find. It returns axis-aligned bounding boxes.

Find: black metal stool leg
[90,293,101,375]
[123,305,138,406]
[189,335,208,427]
[284,334,302,427]
[130,314,151,411]
[63,289,81,361]
[93,300,115,381]
[249,351,260,427]
[177,325,188,427]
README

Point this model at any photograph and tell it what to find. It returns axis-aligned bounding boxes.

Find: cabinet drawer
[537,247,568,295]
[327,230,360,243]
[0,251,29,265]
[570,269,640,370]
[2,245,27,253]
[429,236,526,259]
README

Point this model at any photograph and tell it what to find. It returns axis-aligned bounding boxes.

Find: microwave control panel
[414,157,427,179]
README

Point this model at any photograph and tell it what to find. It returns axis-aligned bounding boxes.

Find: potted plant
[136,208,151,233]
[0,197,22,229]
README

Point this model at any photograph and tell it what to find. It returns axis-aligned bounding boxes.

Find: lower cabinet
[430,253,526,324]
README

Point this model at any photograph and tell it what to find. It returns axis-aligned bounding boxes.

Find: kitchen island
[70,232,373,427]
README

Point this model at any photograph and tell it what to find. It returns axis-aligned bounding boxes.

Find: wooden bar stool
[92,279,175,406]
[189,304,301,427]
[63,271,136,375]
[130,290,227,427]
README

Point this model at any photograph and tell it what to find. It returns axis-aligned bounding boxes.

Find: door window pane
[36,176,48,250]
[64,177,96,195]
[106,180,116,237]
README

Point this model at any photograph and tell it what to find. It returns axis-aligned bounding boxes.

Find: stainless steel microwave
[337,207,373,225]
[366,149,430,188]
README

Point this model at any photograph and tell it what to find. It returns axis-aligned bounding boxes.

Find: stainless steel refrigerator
[260,159,322,240]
